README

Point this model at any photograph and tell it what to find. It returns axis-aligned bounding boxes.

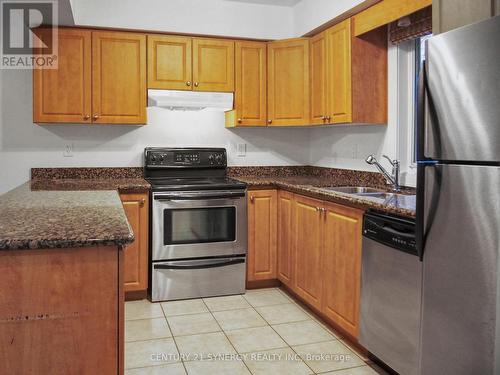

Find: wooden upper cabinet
[267,38,310,126]
[192,38,234,92]
[92,31,147,124]
[33,28,92,123]
[323,18,387,125]
[293,194,323,310]
[147,35,192,90]
[326,19,352,124]
[247,190,278,282]
[227,41,267,127]
[277,190,294,287]
[321,202,363,338]
[310,32,328,125]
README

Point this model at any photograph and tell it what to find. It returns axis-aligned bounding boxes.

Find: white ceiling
[224,0,302,7]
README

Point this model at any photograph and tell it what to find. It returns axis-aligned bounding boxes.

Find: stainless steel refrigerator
[417,15,500,375]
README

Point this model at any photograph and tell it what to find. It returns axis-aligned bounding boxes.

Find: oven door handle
[154,258,245,270]
[154,191,246,200]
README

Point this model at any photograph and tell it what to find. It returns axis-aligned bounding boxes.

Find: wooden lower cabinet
[277,190,294,287]
[247,190,278,281]
[293,194,324,310]
[120,193,149,295]
[0,246,124,374]
[321,202,364,338]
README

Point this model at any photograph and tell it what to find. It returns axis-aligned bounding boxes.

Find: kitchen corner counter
[0,183,135,250]
[233,174,416,218]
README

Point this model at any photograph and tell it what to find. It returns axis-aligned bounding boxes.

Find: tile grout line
[249,298,318,375]
[199,297,256,375]
[159,302,190,375]
[274,288,371,367]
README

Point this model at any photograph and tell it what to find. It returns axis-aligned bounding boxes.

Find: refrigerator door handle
[416,163,442,260]
[417,58,442,161]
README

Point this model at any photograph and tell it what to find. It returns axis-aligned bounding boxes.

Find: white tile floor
[124,287,388,375]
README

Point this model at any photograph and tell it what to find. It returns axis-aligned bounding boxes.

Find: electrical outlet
[63,143,74,157]
[237,143,246,157]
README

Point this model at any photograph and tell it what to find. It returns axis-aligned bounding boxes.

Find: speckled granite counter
[0,183,135,250]
[30,167,150,193]
[228,167,416,218]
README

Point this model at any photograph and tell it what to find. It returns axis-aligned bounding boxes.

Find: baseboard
[246,279,281,289]
[125,290,147,301]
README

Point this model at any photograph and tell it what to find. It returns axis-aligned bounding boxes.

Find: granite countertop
[30,177,150,193]
[0,183,135,251]
[30,167,150,193]
[232,174,416,218]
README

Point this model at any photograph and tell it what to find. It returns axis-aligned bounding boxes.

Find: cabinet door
[326,19,352,124]
[120,193,149,293]
[33,28,91,123]
[267,38,310,126]
[322,202,363,337]
[310,32,327,125]
[92,31,147,124]
[234,41,267,126]
[147,35,192,90]
[247,190,277,281]
[277,190,294,287]
[293,194,323,309]
[192,38,234,92]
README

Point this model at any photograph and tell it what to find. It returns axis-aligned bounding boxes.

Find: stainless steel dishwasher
[359,211,421,375]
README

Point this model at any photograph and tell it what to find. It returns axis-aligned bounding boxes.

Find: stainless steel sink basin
[320,186,386,194]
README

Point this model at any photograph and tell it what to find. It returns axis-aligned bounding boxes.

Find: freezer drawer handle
[154,258,245,270]
[154,191,245,200]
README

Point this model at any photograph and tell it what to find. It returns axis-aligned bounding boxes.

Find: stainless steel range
[144,147,247,302]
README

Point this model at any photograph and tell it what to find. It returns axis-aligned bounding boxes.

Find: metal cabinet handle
[267,119,272,124]
[326,115,331,122]
[237,118,242,123]
[194,82,199,87]
[139,198,146,207]
[92,114,99,120]
[321,115,326,121]
[250,196,254,203]
[83,115,90,120]
[186,81,191,86]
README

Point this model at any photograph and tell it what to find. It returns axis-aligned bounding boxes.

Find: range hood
[147,89,234,111]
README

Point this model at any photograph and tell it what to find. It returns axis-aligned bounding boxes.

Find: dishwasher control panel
[363,211,417,255]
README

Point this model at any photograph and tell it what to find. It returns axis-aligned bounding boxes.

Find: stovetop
[147,177,247,192]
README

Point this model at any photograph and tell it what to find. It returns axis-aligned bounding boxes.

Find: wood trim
[351,24,388,124]
[277,190,295,286]
[246,279,281,289]
[353,0,432,36]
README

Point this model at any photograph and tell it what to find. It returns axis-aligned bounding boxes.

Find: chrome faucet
[365,154,400,192]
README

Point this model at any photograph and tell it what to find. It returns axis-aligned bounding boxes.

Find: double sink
[318,186,407,200]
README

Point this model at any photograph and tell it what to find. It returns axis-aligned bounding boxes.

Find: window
[396,34,432,187]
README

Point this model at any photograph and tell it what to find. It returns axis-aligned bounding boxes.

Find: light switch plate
[237,143,246,157]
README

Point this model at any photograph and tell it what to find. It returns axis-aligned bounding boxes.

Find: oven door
[152,190,247,261]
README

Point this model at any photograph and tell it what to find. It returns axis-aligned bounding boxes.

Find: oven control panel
[145,148,227,168]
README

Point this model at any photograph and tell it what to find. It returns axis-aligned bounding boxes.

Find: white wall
[292,0,365,36]
[71,0,294,40]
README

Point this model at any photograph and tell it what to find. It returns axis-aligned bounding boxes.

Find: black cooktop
[147,177,246,192]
